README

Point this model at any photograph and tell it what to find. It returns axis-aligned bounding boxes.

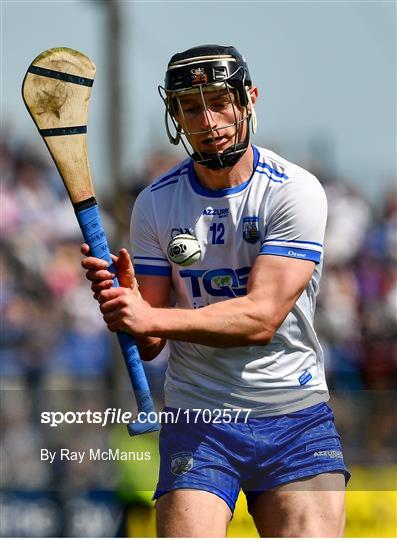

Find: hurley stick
[22,47,159,435]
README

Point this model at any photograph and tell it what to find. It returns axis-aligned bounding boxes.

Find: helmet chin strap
[191,140,249,170]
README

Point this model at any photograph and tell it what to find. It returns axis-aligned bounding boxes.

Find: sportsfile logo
[202,207,229,218]
[41,408,252,427]
[41,409,134,427]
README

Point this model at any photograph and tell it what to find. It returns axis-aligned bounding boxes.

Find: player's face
[174,88,249,156]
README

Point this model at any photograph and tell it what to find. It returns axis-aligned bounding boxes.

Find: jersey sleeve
[260,172,327,264]
[130,187,172,276]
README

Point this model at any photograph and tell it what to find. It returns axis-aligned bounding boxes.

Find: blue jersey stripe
[134,264,172,276]
[151,166,188,188]
[259,245,321,264]
[151,179,179,192]
[257,170,284,183]
[134,255,169,262]
[257,161,289,179]
[262,239,323,248]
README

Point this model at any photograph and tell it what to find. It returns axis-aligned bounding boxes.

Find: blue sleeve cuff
[259,245,321,264]
[134,264,172,276]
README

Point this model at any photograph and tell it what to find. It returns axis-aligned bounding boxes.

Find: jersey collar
[188,145,260,198]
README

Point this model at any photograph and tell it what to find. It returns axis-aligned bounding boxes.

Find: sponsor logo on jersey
[299,370,312,385]
[180,266,250,298]
[171,227,194,238]
[170,452,194,476]
[243,216,260,244]
[313,450,343,459]
[203,207,229,218]
[288,250,306,258]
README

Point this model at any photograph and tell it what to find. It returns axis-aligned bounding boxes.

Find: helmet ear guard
[158,86,181,145]
[159,44,257,169]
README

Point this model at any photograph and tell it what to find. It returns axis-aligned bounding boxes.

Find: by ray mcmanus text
[41,448,152,463]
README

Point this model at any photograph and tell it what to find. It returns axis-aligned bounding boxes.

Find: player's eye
[214,102,227,110]
[183,105,202,115]
[209,100,229,112]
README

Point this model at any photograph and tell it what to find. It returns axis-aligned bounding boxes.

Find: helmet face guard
[159,45,257,170]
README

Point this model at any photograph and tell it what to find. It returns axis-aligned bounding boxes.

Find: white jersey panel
[130,146,329,415]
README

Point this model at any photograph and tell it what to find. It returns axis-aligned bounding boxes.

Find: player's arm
[96,171,325,347]
[155,254,314,346]
[133,273,171,359]
[81,244,171,360]
[97,253,315,347]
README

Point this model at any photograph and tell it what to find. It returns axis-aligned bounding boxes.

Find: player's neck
[193,145,254,192]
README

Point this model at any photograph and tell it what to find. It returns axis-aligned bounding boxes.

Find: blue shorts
[153,402,350,513]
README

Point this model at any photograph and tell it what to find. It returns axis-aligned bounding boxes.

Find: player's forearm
[133,294,167,360]
[134,335,167,361]
[146,296,276,347]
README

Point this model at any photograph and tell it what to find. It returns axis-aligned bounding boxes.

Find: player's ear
[248,86,258,107]
[246,86,258,134]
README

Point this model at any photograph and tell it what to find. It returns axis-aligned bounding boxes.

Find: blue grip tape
[75,204,159,427]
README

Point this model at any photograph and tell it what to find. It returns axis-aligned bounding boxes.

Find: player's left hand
[96,287,152,335]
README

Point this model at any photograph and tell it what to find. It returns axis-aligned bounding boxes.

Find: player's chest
[157,194,264,263]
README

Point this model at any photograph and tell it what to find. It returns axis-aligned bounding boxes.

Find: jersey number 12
[209,222,225,244]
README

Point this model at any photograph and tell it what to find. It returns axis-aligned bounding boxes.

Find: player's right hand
[81,244,140,299]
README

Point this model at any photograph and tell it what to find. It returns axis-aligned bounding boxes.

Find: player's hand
[81,244,141,299]
[96,287,151,335]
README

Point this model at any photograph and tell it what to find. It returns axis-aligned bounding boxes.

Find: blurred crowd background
[2,0,396,535]
[1,134,396,537]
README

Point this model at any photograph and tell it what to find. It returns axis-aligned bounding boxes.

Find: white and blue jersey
[130,145,329,416]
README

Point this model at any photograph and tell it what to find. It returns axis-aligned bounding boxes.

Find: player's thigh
[250,472,346,538]
[156,488,232,538]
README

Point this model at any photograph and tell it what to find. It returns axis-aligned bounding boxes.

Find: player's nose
[199,107,217,130]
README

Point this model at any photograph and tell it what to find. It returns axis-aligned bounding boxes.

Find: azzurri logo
[313,450,343,459]
[203,207,229,218]
[299,370,312,385]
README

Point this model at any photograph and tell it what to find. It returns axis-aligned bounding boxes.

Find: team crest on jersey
[243,216,260,244]
[170,452,193,476]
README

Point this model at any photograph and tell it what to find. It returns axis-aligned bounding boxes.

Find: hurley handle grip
[74,199,159,435]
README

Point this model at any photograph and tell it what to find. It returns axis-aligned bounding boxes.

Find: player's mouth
[201,136,229,149]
